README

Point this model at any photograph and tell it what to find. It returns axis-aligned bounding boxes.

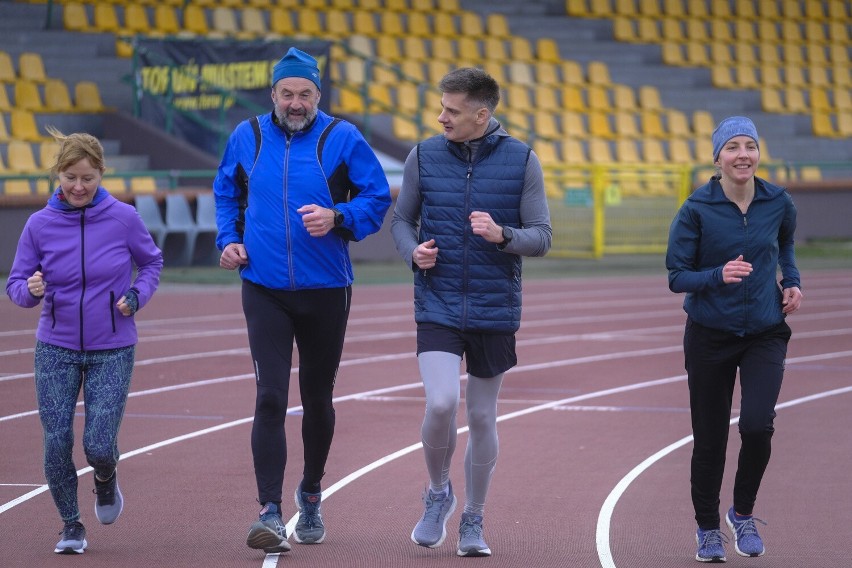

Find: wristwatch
[499,226,513,248]
[332,208,344,227]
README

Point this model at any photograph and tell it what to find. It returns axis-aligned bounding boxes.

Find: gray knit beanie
[712,116,759,161]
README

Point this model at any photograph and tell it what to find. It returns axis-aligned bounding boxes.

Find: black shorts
[416,322,517,378]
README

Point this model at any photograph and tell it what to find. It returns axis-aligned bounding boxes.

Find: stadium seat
[0,51,15,83]
[269,9,294,36]
[561,86,586,112]
[379,12,405,36]
[615,138,640,163]
[561,138,587,165]
[193,192,219,265]
[532,110,560,140]
[666,109,691,138]
[432,13,457,37]
[586,61,611,85]
[586,85,610,112]
[408,12,431,37]
[7,140,39,173]
[38,140,60,169]
[536,38,561,64]
[124,4,152,35]
[75,81,106,112]
[484,37,508,62]
[63,2,90,33]
[153,5,181,35]
[240,7,268,36]
[509,37,534,62]
[44,78,74,112]
[669,138,693,163]
[559,110,587,138]
[485,13,510,38]
[93,3,121,33]
[459,12,484,38]
[402,37,428,60]
[13,79,44,111]
[612,85,637,111]
[811,111,839,137]
[3,179,34,196]
[509,61,534,86]
[640,110,665,138]
[638,85,662,112]
[642,139,666,163]
[130,176,159,193]
[18,52,47,83]
[614,110,640,138]
[760,88,784,113]
[588,138,614,164]
[588,111,614,139]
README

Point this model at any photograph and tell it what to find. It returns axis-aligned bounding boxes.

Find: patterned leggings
[34,341,135,523]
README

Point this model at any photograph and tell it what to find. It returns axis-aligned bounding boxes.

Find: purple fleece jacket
[6,187,163,351]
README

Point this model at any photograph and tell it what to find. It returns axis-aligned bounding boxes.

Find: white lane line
[595,350,852,568]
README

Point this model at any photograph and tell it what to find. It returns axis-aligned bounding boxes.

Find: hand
[469,210,502,243]
[27,271,46,297]
[722,255,752,284]
[219,243,248,270]
[781,286,803,314]
[413,239,439,270]
[116,295,133,317]
[298,204,335,237]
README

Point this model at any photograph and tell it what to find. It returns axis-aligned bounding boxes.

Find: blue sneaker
[725,507,766,557]
[93,471,123,525]
[54,521,87,554]
[695,527,727,563]
[457,512,491,557]
[246,502,291,553]
[411,481,457,548]
[294,488,325,544]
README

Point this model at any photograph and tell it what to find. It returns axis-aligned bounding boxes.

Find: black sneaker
[93,471,124,524]
[54,521,87,554]
[246,502,291,553]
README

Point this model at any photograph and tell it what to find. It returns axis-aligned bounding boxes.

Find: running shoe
[411,481,456,548]
[294,488,326,544]
[725,507,766,557]
[55,521,87,554]
[246,502,291,553]
[695,527,727,563]
[93,471,124,525]
[457,512,491,557]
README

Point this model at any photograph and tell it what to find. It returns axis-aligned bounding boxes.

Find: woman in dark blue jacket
[666,116,803,563]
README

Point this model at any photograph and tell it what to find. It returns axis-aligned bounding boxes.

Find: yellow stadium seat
[663,0,686,17]
[561,85,586,112]
[8,140,39,173]
[710,20,732,42]
[379,12,405,36]
[426,60,451,84]
[666,109,691,138]
[509,61,534,86]
[661,42,686,66]
[376,37,402,62]
[241,7,268,36]
[486,13,510,38]
[588,138,614,164]
[483,37,508,62]
[640,110,665,138]
[63,2,91,33]
[75,81,106,112]
[612,85,637,111]
[612,17,635,42]
[509,37,534,62]
[459,12,484,37]
[432,13,457,37]
[457,37,480,62]
[560,111,587,138]
[531,139,560,166]
[532,110,560,140]
[709,42,732,64]
[38,140,60,169]
[435,0,461,12]
[4,179,34,196]
[756,21,779,42]
[210,7,244,38]
[638,86,662,112]
[614,0,637,16]
[810,111,838,137]
[130,176,158,193]
[14,79,43,111]
[93,3,121,33]
[838,112,852,137]
[636,19,658,42]
[504,84,532,110]
[685,42,710,66]
[536,38,561,64]
[687,0,708,17]
[783,64,806,88]
[710,65,734,88]
[124,4,152,35]
[0,51,15,83]
[809,66,830,89]
[402,37,428,60]
[784,87,808,113]
[408,12,431,37]
[759,64,782,88]
[44,78,74,112]
[560,61,585,87]
[391,115,421,142]
[757,43,780,66]
[561,138,586,165]
[19,52,47,83]
[642,139,666,163]
[587,61,611,85]
[153,5,181,35]
[586,85,610,112]
[662,18,685,42]
[613,110,640,138]
[757,0,781,19]
[533,62,560,86]
[296,9,322,37]
[828,22,849,43]
[182,5,209,35]
[615,139,640,163]
[588,111,614,139]
[760,88,784,113]
[834,88,851,111]
[669,138,693,163]
[735,65,760,89]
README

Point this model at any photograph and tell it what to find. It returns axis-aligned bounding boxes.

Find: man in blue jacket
[214,47,391,554]
[391,67,551,557]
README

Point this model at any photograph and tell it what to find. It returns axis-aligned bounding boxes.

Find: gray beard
[275,108,316,132]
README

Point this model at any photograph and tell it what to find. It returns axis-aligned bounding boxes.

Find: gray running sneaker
[411,481,457,548]
[93,471,124,525]
[246,502,291,553]
[457,512,491,557]
[294,488,326,544]
[55,521,87,554]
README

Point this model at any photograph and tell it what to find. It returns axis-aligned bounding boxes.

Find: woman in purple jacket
[5,128,162,555]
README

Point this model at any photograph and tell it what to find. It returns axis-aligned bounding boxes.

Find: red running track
[2,269,851,567]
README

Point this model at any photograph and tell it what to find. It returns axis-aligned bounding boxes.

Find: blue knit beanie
[712,116,759,161]
[271,47,321,89]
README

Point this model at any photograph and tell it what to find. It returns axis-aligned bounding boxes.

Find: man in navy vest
[391,67,552,557]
